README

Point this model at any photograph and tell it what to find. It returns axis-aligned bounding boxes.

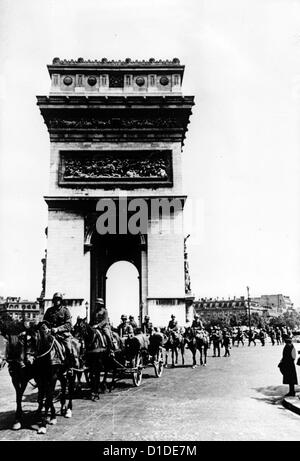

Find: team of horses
[0,319,210,434]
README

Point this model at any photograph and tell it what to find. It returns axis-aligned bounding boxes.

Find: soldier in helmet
[43,292,74,367]
[117,315,133,338]
[141,315,152,335]
[128,315,138,334]
[92,298,115,356]
[167,314,179,333]
[191,313,204,332]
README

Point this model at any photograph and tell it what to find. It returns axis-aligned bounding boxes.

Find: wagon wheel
[153,347,164,378]
[132,352,143,387]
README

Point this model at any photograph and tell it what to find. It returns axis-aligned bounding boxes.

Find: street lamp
[247,286,251,332]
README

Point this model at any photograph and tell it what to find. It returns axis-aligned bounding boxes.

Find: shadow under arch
[90,232,144,323]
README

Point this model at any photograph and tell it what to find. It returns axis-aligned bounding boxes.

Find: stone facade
[38,58,194,326]
[0,297,41,323]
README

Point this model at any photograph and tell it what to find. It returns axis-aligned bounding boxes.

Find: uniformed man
[117,315,133,338]
[222,329,231,357]
[92,298,115,356]
[191,314,204,331]
[43,292,74,366]
[167,315,179,333]
[211,326,222,357]
[248,327,256,347]
[128,315,138,334]
[141,315,152,335]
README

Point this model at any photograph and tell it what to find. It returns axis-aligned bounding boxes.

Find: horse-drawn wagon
[111,331,165,387]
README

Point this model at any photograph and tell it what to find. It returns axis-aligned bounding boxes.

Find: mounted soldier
[128,315,138,334]
[141,315,152,335]
[92,298,115,356]
[117,315,134,338]
[43,292,74,367]
[191,314,204,332]
[167,315,179,333]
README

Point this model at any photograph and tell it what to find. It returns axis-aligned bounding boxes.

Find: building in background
[193,296,277,324]
[251,294,294,316]
[0,297,42,323]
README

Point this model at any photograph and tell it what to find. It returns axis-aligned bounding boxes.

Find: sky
[0,0,300,307]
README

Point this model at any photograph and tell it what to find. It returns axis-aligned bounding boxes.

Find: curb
[282,396,300,416]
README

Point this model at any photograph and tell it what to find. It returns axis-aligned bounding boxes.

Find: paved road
[0,340,300,441]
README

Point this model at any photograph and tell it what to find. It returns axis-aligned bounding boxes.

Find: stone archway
[90,233,145,324]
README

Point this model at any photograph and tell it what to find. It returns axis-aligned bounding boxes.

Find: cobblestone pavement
[0,340,300,441]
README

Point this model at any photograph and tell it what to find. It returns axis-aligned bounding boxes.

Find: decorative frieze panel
[59,150,173,188]
[48,117,181,129]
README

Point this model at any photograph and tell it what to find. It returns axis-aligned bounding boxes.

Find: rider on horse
[92,298,115,356]
[128,315,138,334]
[167,315,179,333]
[141,315,153,335]
[43,292,74,367]
[191,314,204,333]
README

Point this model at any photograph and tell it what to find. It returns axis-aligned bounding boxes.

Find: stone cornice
[44,195,187,211]
[37,95,194,108]
[48,57,184,75]
[37,95,194,145]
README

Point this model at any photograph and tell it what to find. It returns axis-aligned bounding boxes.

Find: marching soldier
[248,328,256,347]
[211,326,222,357]
[222,328,231,357]
[92,298,115,356]
[43,292,74,367]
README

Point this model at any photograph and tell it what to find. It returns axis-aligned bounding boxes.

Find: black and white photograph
[1,0,300,447]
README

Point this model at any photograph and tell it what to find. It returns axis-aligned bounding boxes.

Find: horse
[184,327,209,367]
[73,317,123,399]
[30,322,80,434]
[3,330,42,430]
[162,328,185,368]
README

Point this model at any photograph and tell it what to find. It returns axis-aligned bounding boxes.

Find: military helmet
[121,314,127,320]
[171,314,176,319]
[52,292,63,301]
[95,298,105,305]
[144,315,150,320]
[129,315,134,320]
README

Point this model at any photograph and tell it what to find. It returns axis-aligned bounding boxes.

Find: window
[125,75,131,86]
[150,75,155,86]
[174,75,180,85]
[53,74,58,85]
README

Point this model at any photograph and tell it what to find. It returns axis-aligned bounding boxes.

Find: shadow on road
[0,409,39,432]
[252,385,300,405]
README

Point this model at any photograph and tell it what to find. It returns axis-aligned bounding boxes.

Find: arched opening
[106,260,140,329]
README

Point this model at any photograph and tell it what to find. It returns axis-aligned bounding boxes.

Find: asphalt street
[0,339,300,441]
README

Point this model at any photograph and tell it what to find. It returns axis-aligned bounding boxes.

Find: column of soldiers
[41,293,294,369]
